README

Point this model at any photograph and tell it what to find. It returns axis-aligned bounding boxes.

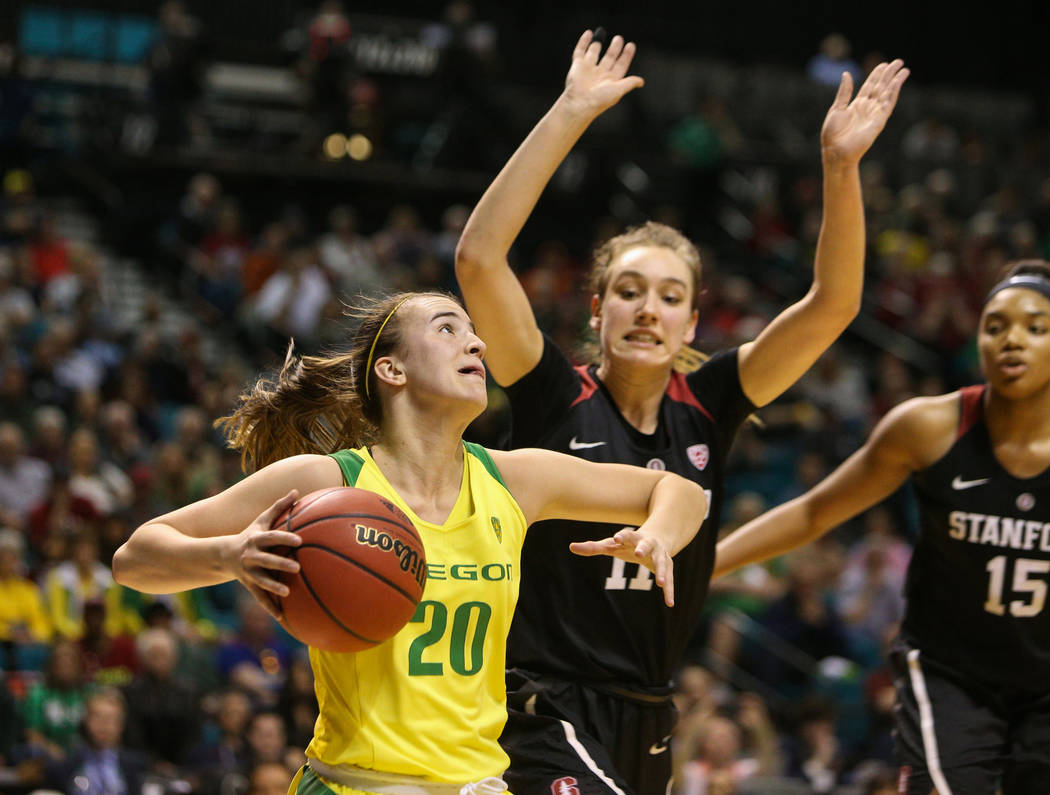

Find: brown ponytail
[216,292,447,472]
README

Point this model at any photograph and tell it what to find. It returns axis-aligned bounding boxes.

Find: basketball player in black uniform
[716,260,1050,794]
[454,29,908,794]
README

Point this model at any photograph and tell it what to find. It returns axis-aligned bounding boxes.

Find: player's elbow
[454,229,495,278]
[666,476,707,526]
[111,537,144,589]
[814,290,862,327]
[110,542,132,587]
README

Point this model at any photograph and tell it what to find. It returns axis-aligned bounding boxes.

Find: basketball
[271,487,427,653]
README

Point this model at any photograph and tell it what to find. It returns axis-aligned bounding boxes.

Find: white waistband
[307,758,508,795]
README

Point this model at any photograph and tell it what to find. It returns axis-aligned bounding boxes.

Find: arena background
[1,1,1048,793]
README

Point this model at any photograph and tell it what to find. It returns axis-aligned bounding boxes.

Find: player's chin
[991,374,1044,400]
[611,346,671,368]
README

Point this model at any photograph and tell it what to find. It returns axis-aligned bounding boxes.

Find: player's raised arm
[112,454,342,613]
[455,29,644,386]
[714,395,952,578]
[737,60,909,407]
[490,447,707,606]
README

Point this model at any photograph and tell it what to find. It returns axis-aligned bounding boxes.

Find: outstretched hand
[570,528,675,607]
[222,489,303,619]
[561,29,645,120]
[821,59,909,163]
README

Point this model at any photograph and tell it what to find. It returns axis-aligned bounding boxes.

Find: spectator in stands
[67,426,134,521]
[0,249,36,349]
[754,551,850,697]
[148,0,209,147]
[0,421,51,530]
[28,212,71,287]
[418,1,502,169]
[372,204,431,275]
[782,697,847,793]
[242,221,290,298]
[173,405,222,487]
[216,597,294,706]
[98,399,148,473]
[22,639,89,761]
[45,530,137,640]
[0,360,34,433]
[123,626,201,769]
[317,205,384,295]
[807,33,862,88]
[245,709,299,773]
[250,245,332,352]
[0,677,23,770]
[195,199,250,319]
[186,688,254,794]
[704,492,786,677]
[902,117,960,163]
[278,651,318,749]
[44,687,150,795]
[835,536,905,668]
[797,345,873,439]
[29,404,68,472]
[296,0,353,152]
[250,759,295,795]
[157,172,221,288]
[78,597,138,687]
[0,527,51,670]
[675,693,782,795]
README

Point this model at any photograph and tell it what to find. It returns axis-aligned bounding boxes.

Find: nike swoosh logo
[648,735,671,755]
[952,475,991,490]
[569,437,606,450]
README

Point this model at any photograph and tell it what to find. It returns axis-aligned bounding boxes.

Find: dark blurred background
[1,2,1048,794]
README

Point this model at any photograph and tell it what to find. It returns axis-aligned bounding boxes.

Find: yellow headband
[364,298,410,399]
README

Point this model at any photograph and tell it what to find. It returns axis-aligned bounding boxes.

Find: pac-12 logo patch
[490,516,503,543]
[687,443,709,470]
[551,777,580,795]
[897,765,910,793]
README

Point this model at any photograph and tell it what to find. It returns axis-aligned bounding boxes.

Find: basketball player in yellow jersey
[304,443,526,788]
[113,291,709,794]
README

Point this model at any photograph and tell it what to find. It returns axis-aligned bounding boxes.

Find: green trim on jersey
[294,766,337,795]
[463,442,505,490]
[329,449,365,486]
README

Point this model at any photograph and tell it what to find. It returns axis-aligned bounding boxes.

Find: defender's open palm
[571,528,675,607]
[562,29,645,119]
[821,59,909,163]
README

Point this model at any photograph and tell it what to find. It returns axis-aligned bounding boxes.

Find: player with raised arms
[716,260,1050,795]
[113,291,708,794]
[454,28,907,794]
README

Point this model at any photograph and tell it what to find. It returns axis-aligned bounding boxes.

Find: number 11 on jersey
[605,556,654,591]
[602,489,710,594]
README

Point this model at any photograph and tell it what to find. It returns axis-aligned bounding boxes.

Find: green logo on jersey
[490,516,502,543]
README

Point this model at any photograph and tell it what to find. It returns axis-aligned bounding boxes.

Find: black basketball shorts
[890,642,1050,795]
[499,668,676,795]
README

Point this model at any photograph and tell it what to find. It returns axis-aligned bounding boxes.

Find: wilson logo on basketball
[687,443,709,470]
[551,777,580,795]
[356,525,427,589]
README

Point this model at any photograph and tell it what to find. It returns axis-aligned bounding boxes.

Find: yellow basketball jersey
[305,443,527,784]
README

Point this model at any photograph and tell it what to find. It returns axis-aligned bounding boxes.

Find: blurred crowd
[3,5,1050,794]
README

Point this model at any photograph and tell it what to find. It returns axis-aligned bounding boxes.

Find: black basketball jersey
[906,385,1050,687]
[503,335,754,687]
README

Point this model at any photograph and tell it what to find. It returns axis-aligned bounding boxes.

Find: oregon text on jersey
[426,563,515,582]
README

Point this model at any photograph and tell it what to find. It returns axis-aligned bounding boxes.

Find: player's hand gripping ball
[271,487,427,652]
